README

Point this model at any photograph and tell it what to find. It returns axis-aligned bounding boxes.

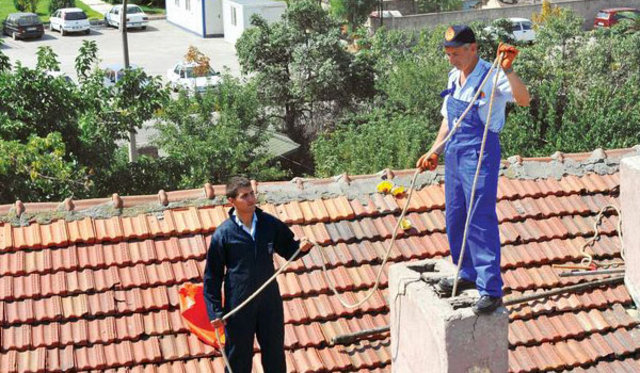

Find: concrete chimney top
[622,156,640,305]
[390,259,508,373]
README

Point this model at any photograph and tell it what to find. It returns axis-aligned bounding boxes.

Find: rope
[578,204,624,268]
[211,53,505,371]
[451,53,504,297]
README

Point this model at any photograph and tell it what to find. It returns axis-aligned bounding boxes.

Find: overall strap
[473,63,491,96]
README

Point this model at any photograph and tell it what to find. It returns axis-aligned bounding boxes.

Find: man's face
[445,44,477,71]
[228,186,257,215]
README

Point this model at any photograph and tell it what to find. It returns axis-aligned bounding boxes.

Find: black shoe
[436,276,475,295]
[472,295,503,314]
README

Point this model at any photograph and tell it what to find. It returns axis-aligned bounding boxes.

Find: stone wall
[370,0,640,31]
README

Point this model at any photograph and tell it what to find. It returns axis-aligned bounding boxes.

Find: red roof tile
[0,151,635,372]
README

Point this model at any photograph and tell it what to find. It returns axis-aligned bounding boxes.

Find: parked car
[508,17,535,43]
[593,7,640,28]
[2,12,44,40]
[167,62,222,93]
[49,8,90,36]
[102,63,141,87]
[104,4,149,30]
[485,17,536,43]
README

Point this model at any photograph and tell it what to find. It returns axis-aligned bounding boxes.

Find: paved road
[0,19,241,81]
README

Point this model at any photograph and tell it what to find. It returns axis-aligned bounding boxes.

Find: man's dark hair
[226,176,252,198]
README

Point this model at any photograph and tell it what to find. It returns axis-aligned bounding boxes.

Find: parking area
[0,19,241,81]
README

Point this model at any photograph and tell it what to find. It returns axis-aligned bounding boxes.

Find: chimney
[390,259,508,373]
[622,155,640,305]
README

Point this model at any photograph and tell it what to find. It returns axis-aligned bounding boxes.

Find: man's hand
[210,318,225,329]
[299,237,314,253]
[416,152,439,171]
[498,43,519,70]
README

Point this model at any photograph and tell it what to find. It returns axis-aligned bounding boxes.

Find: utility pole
[120,0,138,162]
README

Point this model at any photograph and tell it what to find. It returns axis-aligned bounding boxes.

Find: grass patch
[1,0,103,23]
[139,5,165,15]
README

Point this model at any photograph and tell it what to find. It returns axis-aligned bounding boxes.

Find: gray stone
[390,259,508,373]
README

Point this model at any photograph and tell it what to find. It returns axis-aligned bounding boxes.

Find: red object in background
[593,7,640,28]
[179,283,226,349]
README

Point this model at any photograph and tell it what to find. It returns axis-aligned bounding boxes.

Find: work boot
[472,295,503,314]
[436,276,475,295]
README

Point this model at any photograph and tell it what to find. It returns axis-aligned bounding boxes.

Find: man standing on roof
[203,176,313,372]
[416,25,530,314]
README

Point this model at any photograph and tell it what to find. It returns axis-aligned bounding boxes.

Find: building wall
[223,0,286,44]
[167,0,223,37]
[370,0,640,31]
[383,0,416,15]
[205,0,224,36]
[167,0,203,36]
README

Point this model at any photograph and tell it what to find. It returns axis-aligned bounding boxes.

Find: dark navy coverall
[203,207,307,373]
[441,60,506,298]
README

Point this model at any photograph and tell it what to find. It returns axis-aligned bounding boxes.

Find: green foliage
[236,0,376,167]
[0,63,83,151]
[312,108,431,177]
[75,40,99,80]
[48,0,74,14]
[329,0,377,33]
[0,132,89,203]
[0,40,10,73]
[154,76,286,186]
[36,46,60,72]
[416,0,462,14]
[499,9,640,156]
[313,27,447,175]
[13,0,25,12]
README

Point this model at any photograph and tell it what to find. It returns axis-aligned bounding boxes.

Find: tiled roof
[1,148,639,372]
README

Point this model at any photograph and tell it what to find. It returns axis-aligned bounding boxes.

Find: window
[185,0,190,11]
[231,6,237,26]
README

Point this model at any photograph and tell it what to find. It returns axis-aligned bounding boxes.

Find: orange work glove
[497,42,519,70]
[416,153,439,171]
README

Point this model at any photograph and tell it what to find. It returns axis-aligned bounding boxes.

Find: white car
[485,17,536,43]
[49,8,90,36]
[508,18,536,43]
[167,62,222,93]
[104,4,148,30]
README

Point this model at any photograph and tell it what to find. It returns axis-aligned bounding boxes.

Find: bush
[49,0,75,15]
[13,0,26,12]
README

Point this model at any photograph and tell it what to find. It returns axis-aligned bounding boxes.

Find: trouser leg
[224,308,257,373]
[256,292,286,373]
[460,147,503,297]
[445,149,478,282]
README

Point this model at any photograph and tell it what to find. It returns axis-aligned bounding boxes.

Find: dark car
[594,7,640,28]
[2,12,44,40]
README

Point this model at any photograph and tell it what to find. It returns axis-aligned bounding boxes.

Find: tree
[312,108,431,176]
[0,40,10,73]
[312,27,447,175]
[49,0,75,14]
[236,0,375,170]
[416,0,462,14]
[329,0,378,34]
[0,133,89,203]
[153,75,286,186]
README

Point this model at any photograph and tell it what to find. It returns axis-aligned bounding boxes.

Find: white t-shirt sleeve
[497,69,515,102]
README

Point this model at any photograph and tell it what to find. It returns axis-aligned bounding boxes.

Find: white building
[222,0,286,44]
[166,0,285,41]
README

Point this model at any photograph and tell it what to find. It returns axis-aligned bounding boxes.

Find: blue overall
[441,64,503,297]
